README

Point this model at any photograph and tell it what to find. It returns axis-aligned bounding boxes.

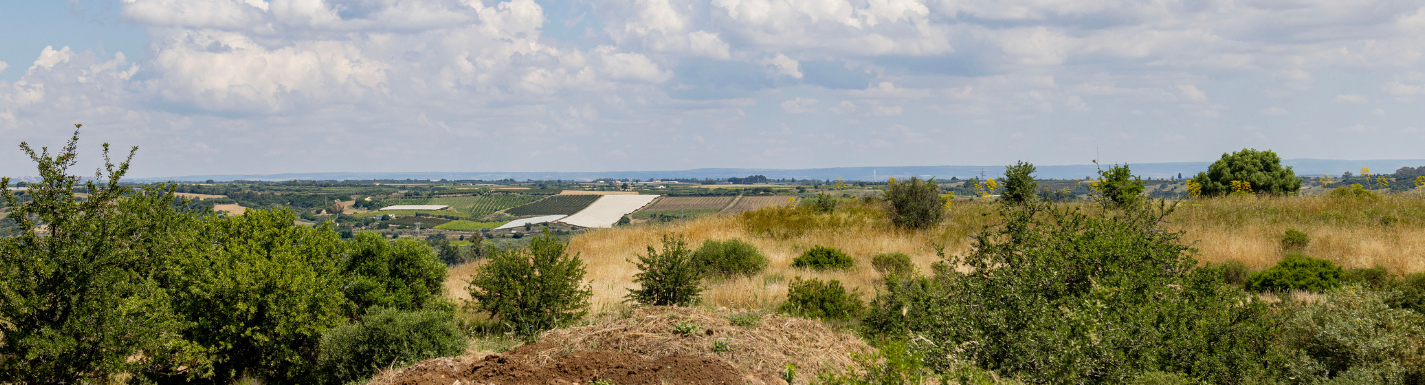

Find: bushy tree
[1092,163,1145,208]
[0,129,201,383]
[780,277,864,321]
[466,230,591,337]
[691,238,768,278]
[1246,253,1343,293]
[317,307,466,384]
[1191,149,1301,196]
[793,245,855,270]
[627,235,703,306]
[1000,161,1038,205]
[883,177,945,230]
[342,232,450,314]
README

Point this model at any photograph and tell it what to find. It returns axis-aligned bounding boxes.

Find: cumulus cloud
[780,97,819,113]
[760,53,802,78]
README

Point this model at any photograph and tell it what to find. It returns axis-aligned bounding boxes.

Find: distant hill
[112,158,1425,183]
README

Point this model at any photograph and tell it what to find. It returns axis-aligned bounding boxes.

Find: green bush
[1281,228,1310,251]
[626,235,703,307]
[1000,161,1038,205]
[1190,148,1302,196]
[465,230,592,337]
[793,245,854,270]
[779,277,864,321]
[343,232,450,315]
[1210,260,1251,287]
[691,238,768,278]
[1391,273,1425,315]
[1125,372,1200,385]
[883,177,945,230]
[810,193,838,213]
[1092,163,1145,208]
[317,307,466,384]
[1246,253,1344,292]
[727,312,761,328]
[1284,287,1425,382]
[871,252,916,277]
[1342,267,1393,290]
[1330,184,1378,200]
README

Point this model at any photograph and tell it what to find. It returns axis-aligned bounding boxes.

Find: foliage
[429,195,541,218]
[316,307,466,384]
[1342,267,1393,290]
[626,235,704,306]
[1210,260,1251,287]
[1246,253,1343,293]
[690,238,769,278]
[1392,273,1425,315]
[727,312,762,328]
[1191,148,1302,196]
[1281,228,1310,251]
[1090,163,1145,208]
[0,129,200,383]
[505,195,600,216]
[871,252,917,277]
[465,230,592,337]
[862,200,1292,384]
[883,176,946,229]
[342,232,450,314]
[1001,161,1039,205]
[672,321,701,335]
[1330,184,1379,199]
[1283,287,1425,382]
[433,220,507,231]
[793,245,855,270]
[779,277,864,321]
[810,193,838,213]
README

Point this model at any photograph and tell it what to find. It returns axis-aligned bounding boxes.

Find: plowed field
[640,196,733,211]
[721,196,796,214]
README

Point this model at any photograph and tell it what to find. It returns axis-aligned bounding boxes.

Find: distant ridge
[117,159,1425,183]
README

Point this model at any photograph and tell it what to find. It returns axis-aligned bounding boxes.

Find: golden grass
[211,203,247,216]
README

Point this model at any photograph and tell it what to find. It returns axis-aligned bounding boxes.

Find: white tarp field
[560,195,659,228]
[494,215,567,230]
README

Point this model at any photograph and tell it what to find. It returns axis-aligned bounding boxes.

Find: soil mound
[373,342,756,385]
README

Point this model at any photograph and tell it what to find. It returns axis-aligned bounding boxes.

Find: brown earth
[372,343,763,385]
[558,190,640,195]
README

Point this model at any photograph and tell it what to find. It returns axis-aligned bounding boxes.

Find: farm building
[379,205,450,211]
[495,215,568,230]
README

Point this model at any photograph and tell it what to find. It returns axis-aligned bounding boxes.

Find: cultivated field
[559,195,659,228]
[639,196,734,211]
[720,195,797,214]
[174,192,227,200]
[557,190,640,195]
[432,220,507,231]
[211,204,247,215]
[505,195,600,216]
[429,196,541,218]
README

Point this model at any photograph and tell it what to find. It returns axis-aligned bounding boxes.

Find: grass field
[640,196,733,211]
[430,196,542,218]
[434,220,508,231]
[632,208,721,220]
[721,195,797,214]
[505,195,600,216]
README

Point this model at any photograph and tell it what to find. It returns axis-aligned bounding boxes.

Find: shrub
[1281,228,1310,251]
[871,252,916,277]
[1342,267,1393,290]
[317,307,466,384]
[626,235,703,306]
[810,193,837,213]
[1246,253,1343,293]
[779,277,864,321]
[1211,260,1251,287]
[1330,184,1378,200]
[1000,161,1038,205]
[727,312,761,328]
[466,230,592,337]
[343,233,450,314]
[793,245,854,270]
[1284,287,1425,382]
[1391,273,1425,314]
[883,177,945,229]
[1091,163,1145,208]
[691,238,768,278]
[1190,148,1302,196]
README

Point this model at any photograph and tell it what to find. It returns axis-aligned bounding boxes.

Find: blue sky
[2,0,1423,178]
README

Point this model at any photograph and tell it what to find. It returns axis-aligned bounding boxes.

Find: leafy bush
[1330,184,1378,200]
[1342,267,1393,290]
[691,238,768,278]
[317,307,466,384]
[1284,287,1425,382]
[1246,253,1343,292]
[883,177,945,229]
[1000,161,1038,205]
[727,312,762,328]
[862,200,1291,384]
[871,252,916,277]
[810,193,838,213]
[1091,163,1145,208]
[780,277,864,321]
[793,245,855,270]
[1281,228,1310,251]
[466,230,592,337]
[1210,260,1251,287]
[1190,148,1302,196]
[343,232,450,314]
[626,235,703,306]
[1391,273,1425,315]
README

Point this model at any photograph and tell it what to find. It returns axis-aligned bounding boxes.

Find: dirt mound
[371,307,873,385]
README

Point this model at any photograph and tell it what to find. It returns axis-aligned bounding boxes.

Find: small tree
[627,235,703,306]
[466,230,591,336]
[883,177,945,230]
[1191,148,1301,196]
[343,232,450,314]
[1092,163,1145,208]
[1000,161,1038,205]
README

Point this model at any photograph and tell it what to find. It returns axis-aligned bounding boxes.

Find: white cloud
[1261,107,1289,116]
[870,105,903,116]
[760,53,802,78]
[29,46,74,73]
[830,100,856,114]
[1177,85,1208,102]
[598,49,671,83]
[1335,94,1368,103]
[0,61,7,75]
[780,97,819,113]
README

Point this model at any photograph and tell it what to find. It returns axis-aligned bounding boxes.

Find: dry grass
[212,203,247,216]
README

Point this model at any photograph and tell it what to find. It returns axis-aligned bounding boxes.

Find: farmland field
[640,196,733,211]
[382,216,451,228]
[560,195,659,228]
[434,220,508,231]
[430,196,542,218]
[632,208,720,220]
[721,195,797,214]
[505,195,600,216]
[351,209,457,218]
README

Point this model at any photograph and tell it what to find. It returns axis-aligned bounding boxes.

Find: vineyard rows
[430,196,542,218]
[640,196,733,211]
[505,195,600,216]
[721,196,797,214]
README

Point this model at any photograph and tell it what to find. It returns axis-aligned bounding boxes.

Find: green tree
[1191,149,1301,196]
[627,234,704,306]
[466,230,592,337]
[0,129,202,383]
[1000,161,1038,205]
[883,177,945,230]
[342,232,451,314]
[1092,163,1145,208]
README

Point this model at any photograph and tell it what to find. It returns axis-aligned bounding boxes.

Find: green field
[430,196,542,218]
[505,195,600,216]
[631,208,721,220]
[434,220,508,231]
[351,210,459,218]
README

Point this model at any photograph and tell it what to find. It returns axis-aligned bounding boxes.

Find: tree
[1000,161,1038,205]
[883,177,946,230]
[627,235,703,306]
[1191,149,1301,196]
[1093,163,1145,208]
[0,128,201,384]
[343,232,450,314]
[465,230,591,337]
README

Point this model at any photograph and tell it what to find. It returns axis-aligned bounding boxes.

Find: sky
[1,0,1424,178]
